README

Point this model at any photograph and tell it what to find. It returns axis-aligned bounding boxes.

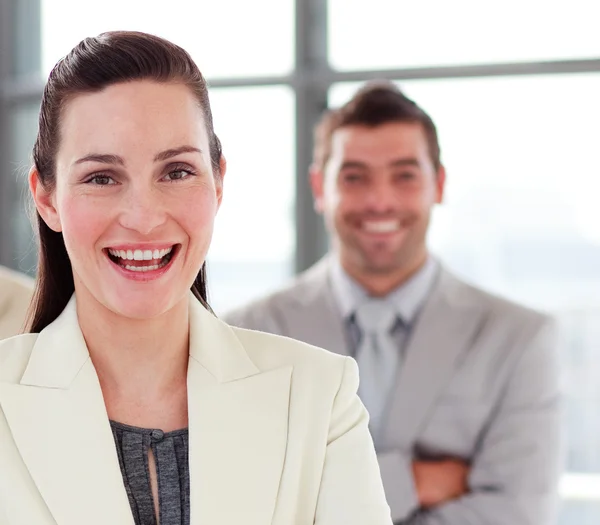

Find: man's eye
[343,174,364,183]
[396,172,416,180]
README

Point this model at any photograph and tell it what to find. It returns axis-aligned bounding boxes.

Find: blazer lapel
[187,298,292,525]
[0,298,133,525]
[382,270,486,449]
[285,257,350,357]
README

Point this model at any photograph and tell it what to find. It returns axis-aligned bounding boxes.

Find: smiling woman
[31,79,221,325]
[0,31,392,525]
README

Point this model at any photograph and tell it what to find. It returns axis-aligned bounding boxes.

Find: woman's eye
[165,169,193,181]
[87,175,115,186]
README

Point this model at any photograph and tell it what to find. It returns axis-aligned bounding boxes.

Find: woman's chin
[101,292,183,322]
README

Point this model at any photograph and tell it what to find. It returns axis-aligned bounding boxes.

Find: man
[0,265,33,339]
[224,82,561,524]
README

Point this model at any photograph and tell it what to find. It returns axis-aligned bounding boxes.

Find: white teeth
[363,220,400,233]
[124,264,160,272]
[109,246,174,261]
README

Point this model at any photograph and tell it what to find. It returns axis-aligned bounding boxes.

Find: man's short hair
[313,81,441,171]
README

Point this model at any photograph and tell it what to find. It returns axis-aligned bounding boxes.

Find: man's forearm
[398,490,557,525]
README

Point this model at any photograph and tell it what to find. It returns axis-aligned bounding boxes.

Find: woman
[0,32,391,525]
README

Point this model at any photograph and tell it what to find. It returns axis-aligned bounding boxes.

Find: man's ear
[435,164,446,204]
[309,164,325,214]
[29,167,62,232]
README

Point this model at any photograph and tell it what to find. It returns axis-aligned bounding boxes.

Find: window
[6,104,38,274]
[41,0,294,79]
[207,86,295,313]
[329,0,600,71]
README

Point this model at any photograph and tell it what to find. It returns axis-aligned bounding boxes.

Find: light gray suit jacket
[224,257,562,525]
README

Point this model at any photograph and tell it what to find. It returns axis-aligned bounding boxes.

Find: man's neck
[341,253,429,298]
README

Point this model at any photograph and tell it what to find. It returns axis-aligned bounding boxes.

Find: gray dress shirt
[329,256,440,439]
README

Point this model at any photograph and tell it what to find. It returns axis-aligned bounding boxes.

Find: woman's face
[34,80,223,320]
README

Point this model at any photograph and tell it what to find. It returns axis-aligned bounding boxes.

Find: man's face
[312,122,445,279]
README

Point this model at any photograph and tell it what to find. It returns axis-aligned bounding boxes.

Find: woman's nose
[118,187,167,235]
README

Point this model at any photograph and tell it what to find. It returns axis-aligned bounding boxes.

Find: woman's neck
[76,291,190,401]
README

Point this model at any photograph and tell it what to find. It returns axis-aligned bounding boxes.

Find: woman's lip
[104,243,178,251]
[110,260,175,281]
[105,244,180,280]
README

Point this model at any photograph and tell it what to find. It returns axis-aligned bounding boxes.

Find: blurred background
[0,0,599,522]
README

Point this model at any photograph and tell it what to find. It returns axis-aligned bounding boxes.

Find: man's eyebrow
[389,158,420,168]
[340,160,369,170]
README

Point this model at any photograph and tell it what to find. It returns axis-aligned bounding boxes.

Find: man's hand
[412,459,470,508]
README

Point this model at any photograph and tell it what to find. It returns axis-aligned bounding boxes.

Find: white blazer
[0,295,392,525]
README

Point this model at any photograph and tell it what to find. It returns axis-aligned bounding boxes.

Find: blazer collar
[188,295,259,382]
[20,293,260,389]
[1,292,289,525]
[19,296,88,388]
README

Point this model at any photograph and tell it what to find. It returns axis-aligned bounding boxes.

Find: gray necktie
[354,299,399,447]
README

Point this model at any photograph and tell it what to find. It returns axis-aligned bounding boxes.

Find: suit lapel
[0,298,133,525]
[285,257,350,357]
[187,298,292,525]
[0,295,293,524]
[382,270,486,449]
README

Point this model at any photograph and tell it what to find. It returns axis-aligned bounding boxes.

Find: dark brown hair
[27,31,222,333]
[313,80,441,171]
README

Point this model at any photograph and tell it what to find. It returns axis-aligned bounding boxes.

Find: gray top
[110,421,190,525]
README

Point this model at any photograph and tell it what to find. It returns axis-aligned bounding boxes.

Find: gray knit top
[110,421,190,525]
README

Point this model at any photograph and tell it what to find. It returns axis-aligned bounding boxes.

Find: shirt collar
[329,255,439,325]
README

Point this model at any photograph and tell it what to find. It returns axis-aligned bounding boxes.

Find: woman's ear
[29,167,62,232]
[216,155,226,208]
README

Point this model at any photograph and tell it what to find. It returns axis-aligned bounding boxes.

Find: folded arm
[387,320,562,525]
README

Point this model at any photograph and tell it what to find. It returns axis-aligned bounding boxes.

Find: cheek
[395,185,434,210]
[327,188,352,214]
[175,186,219,244]
[57,193,111,256]
[416,189,438,212]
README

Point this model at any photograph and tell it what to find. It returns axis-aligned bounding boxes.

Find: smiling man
[224,82,562,525]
